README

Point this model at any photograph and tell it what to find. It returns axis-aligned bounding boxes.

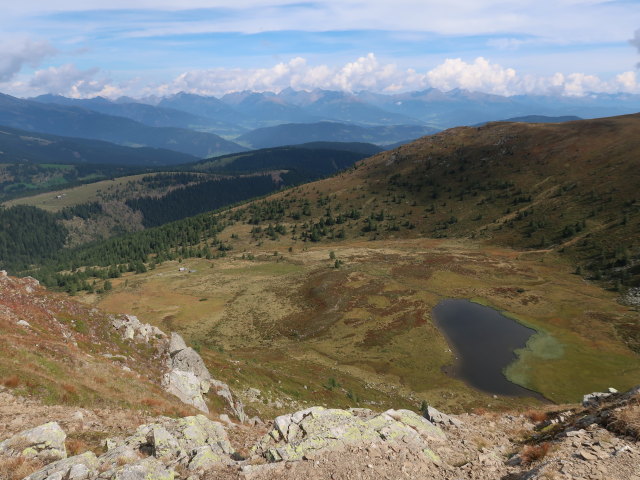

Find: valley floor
[79,237,640,417]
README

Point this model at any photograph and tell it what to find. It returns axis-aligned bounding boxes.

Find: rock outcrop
[0,421,66,462]
[424,405,463,427]
[162,332,246,421]
[111,314,165,343]
[253,406,445,462]
[2,385,640,480]
[23,452,98,480]
[21,414,234,480]
[110,316,245,421]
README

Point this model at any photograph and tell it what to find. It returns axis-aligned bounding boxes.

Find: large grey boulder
[254,407,445,463]
[162,370,209,413]
[424,405,463,427]
[0,421,67,462]
[162,332,246,421]
[170,347,212,386]
[23,452,98,480]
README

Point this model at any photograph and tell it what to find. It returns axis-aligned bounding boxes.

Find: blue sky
[1,1,639,98]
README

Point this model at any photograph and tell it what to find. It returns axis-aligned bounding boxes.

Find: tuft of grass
[66,438,88,456]
[521,442,551,464]
[140,397,163,409]
[62,383,78,395]
[0,456,44,480]
[1,375,20,388]
[525,410,548,423]
[608,394,640,439]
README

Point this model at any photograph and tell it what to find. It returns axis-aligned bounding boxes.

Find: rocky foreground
[0,384,638,480]
[0,273,638,479]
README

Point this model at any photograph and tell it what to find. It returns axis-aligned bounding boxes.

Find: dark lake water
[432,299,544,399]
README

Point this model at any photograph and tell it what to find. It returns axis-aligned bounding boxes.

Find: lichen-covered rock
[255,407,445,463]
[111,314,165,343]
[23,452,98,480]
[383,409,447,441]
[162,369,209,413]
[188,446,225,471]
[111,457,175,480]
[424,405,463,427]
[0,421,67,462]
[104,414,234,471]
[146,426,181,459]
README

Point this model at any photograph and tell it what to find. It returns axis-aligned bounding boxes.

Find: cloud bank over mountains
[3,52,638,100]
[0,2,638,100]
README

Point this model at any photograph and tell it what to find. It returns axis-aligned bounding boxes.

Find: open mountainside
[227,114,640,288]
[1,267,639,480]
[3,114,638,409]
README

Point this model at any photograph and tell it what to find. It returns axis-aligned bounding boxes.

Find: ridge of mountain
[31,94,246,136]
[0,93,246,158]
[236,121,438,148]
[0,124,196,167]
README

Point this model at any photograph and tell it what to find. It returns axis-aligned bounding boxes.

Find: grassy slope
[0,274,200,417]
[82,236,640,416]
[57,114,640,415]
[3,174,158,212]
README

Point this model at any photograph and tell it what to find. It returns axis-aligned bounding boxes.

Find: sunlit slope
[242,114,640,287]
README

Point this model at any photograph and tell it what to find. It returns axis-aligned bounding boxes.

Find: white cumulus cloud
[28,64,119,98]
[425,57,518,95]
[4,54,640,99]
[159,55,639,98]
[0,39,56,82]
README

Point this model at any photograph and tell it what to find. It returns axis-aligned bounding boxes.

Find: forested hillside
[21,114,639,298]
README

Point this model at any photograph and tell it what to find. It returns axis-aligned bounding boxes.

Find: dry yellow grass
[81,238,640,416]
[610,395,640,439]
[0,456,44,480]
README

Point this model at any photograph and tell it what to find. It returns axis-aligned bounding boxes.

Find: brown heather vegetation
[525,410,549,423]
[520,442,551,464]
[1,376,19,389]
[0,456,44,480]
[609,394,640,439]
[0,274,196,415]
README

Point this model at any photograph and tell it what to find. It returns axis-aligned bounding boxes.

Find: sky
[0,0,639,98]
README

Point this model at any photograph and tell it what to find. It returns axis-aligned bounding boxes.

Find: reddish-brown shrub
[525,410,548,423]
[521,442,551,464]
[1,375,20,388]
[141,397,162,408]
[65,438,88,456]
[62,383,77,395]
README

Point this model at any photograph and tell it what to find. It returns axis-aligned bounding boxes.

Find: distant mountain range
[29,88,640,135]
[0,93,246,158]
[0,88,632,160]
[235,122,438,149]
[0,124,195,166]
